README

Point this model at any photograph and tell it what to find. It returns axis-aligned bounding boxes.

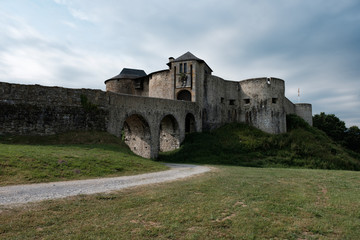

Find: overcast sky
[1,0,359,127]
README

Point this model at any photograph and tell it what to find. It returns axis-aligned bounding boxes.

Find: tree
[344,126,360,153]
[313,112,347,142]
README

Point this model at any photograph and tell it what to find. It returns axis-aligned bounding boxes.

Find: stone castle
[105,51,312,133]
[0,52,312,158]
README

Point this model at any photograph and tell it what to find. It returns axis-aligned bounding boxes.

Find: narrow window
[229,99,235,105]
[180,63,183,73]
[244,99,250,104]
[221,97,224,103]
[272,98,278,104]
[184,63,187,73]
[174,66,177,81]
[190,64,193,87]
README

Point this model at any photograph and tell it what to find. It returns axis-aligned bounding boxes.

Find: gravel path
[0,164,211,206]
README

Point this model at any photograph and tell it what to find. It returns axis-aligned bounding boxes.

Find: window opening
[272,98,278,104]
[244,99,250,104]
[190,65,193,87]
[180,63,183,73]
[229,99,235,105]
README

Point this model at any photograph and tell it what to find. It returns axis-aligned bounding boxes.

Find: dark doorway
[177,90,191,101]
[185,113,196,133]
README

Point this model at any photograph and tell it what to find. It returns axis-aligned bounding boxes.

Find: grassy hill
[159,115,360,171]
[0,131,168,186]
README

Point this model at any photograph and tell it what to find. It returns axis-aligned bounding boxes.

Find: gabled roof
[173,51,204,63]
[105,68,147,82]
[170,51,213,72]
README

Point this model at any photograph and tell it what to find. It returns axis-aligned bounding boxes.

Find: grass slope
[0,131,167,186]
[1,166,359,239]
[159,116,360,171]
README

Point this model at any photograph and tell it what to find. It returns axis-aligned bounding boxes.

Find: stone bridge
[106,92,201,158]
[0,82,202,159]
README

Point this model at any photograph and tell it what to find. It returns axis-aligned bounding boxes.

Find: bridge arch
[185,112,196,133]
[122,113,151,158]
[159,114,180,152]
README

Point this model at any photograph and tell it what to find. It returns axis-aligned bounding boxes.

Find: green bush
[159,117,360,171]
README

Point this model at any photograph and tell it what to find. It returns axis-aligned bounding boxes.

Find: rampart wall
[295,103,313,126]
[0,81,201,158]
[203,75,240,130]
[0,82,108,135]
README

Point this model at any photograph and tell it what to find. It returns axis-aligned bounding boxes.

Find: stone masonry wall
[203,75,240,130]
[0,81,201,158]
[239,78,286,134]
[0,82,109,135]
[295,103,313,126]
[149,70,173,99]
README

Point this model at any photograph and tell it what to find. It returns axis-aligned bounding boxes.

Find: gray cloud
[1,0,360,127]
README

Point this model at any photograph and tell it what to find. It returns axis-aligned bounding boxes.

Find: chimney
[167,57,175,69]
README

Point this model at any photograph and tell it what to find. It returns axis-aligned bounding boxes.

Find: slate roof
[170,51,213,72]
[173,51,205,63]
[105,68,147,82]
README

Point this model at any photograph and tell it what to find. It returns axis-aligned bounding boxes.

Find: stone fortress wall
[0,82,109,136]
[0,51,312,158]
[0,81,201,158]
[104,52,313,134]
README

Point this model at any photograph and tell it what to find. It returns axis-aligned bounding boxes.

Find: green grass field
[1,166,359,239]
[1,121,360,239]
[0,131,167,186]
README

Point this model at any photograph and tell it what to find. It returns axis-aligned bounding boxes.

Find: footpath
[0,163,211,206]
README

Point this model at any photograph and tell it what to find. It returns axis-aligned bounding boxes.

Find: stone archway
[159,115,180,152]
[177,90,192,101]
[185,113,196,133]
[122,114,151,158]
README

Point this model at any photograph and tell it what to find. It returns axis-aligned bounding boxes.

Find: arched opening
[159,115,180,152]
[177,90,192,101]
[185,113,196,133]
[122,114,151,158]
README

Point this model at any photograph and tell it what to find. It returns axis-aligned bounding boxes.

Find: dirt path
[0,163,211,206]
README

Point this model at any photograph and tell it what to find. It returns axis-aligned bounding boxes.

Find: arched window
[177,90,191,101]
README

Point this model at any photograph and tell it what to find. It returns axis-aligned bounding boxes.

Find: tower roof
[173,51,204,63]
[105,68,146,83]
[169,51,213,72]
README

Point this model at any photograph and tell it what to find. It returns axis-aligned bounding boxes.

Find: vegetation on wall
[159,114,360,170]
[80,94,99,112]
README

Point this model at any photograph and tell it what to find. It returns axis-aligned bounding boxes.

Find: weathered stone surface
[0,103,107,135]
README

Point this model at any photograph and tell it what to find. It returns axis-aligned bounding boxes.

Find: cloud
[1,0,360,127]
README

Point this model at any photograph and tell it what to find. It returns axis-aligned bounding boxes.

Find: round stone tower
[239,77,286,134]
[105,68,146,94]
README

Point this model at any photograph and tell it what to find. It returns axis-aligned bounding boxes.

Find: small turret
[105,68,147,94]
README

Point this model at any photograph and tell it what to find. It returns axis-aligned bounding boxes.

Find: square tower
[167,52,212,103]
